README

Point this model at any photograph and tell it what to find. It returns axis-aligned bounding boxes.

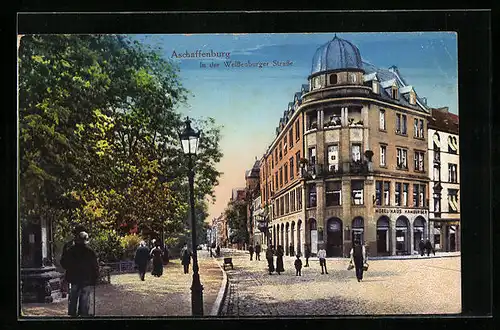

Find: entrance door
[310,230,318,254]
[377,230,388,254]
[326,218,342,257]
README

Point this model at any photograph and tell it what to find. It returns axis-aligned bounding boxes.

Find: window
[433,164,440,181]
[295,151,300,175]
[295,120,300,140]
[351,180,364,205]
[352,144,361,162]
[327,145,339,172]
[290,158,294,180]
[375,181,382,206]
[329,74,338,85]
[279,142,283,160]
[402,114,407,135]
[297,186,303,209]
[325,181,342,206]
[275,149,278,165]
[274,173,278,191]
[380,145,387,167]
[284,164,288,184]
[448,163,458,183]
[433,193,441,213]
[397,148,408,169]
[396,114,401,133]
[308,147,316,165]
[283,136,288,155]
[391,86,398,99]
[413,118,419,137]
[373,81,379,94]
[419,119,424,138]
[271,154,274,169]
[402,183,409,206]
[419,184,425,207]
[289,129,294,148]
[410,91,416,105]
[290,190,296,212]
[273,200,277,217]
[448,189,459,213]
[448,136,458,154]
[395,183,402,206]
[414,151,425,172]
[307,183,317,208]
[433,133,441,151]
[379,109,386,130]
[349,73,357,83]
[413,184,419,207]
[285,193,289,214]
[280,196,284,215]
[383,182,390,206]
[279,168,283,187]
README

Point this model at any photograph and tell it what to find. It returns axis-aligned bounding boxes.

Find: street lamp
[179,116,203,316]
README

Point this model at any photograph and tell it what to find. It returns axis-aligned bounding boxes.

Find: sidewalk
[21,251,223,317]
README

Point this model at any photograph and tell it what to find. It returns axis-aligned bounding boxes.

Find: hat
[76,231,89,244]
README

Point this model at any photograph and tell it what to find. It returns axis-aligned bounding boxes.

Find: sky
[133,32,458,223]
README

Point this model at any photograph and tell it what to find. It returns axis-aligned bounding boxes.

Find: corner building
[260,36,432,257]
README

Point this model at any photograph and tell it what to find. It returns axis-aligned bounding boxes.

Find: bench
[222,257,233,270]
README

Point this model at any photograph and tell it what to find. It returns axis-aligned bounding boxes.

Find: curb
[291,253,460,261]
[209,254,229,317]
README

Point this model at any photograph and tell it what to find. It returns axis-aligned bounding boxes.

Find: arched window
[309,218,317,230]
[329,74,338,85]
[349,73,357,83]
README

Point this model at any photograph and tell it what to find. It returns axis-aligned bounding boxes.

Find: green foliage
[225,200,249,244]
[18,34,223,251]
[88,229,124,262]
[121,234,143,260]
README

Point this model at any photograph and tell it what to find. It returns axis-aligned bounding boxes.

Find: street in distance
[223,60,294,68]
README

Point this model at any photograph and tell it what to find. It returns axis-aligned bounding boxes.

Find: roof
[428,107,459,134]
[311,35,363,75]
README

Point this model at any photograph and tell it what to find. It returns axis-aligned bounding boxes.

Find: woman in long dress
[275,245,285,275]
[150,242,164,277]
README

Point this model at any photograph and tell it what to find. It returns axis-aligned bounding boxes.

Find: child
[294,254,303,276]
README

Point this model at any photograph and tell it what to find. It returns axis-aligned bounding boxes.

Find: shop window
[448,163,458,183]
[325,181,342,206]
[307,184,317,208]
[351,180,364,205]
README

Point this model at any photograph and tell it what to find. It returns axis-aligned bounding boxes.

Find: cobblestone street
[21,250,223,317]
[219,249,461,316]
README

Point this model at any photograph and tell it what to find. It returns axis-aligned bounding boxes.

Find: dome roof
[311,35,363,75]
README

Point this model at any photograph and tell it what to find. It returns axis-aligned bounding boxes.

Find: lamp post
[179,116,204,316]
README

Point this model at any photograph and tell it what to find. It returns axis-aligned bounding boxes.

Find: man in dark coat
[134,241,150,281]
[60,224,87,297]
[349,240,367,282]
[266,245,275,275]
[181,244,191,274]
[255,243,261,261]
[162,243,170,264]
[275,245,285,275]
[418,239,425,256]
[425,239,435,256]
[60,231,99,317]
[304,245,311,267]
[248,245,254,260]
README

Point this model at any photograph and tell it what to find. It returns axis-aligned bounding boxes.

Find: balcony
[342,160,370,175]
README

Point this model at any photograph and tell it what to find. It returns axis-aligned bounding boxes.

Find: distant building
[245,159,261,246]
[427,106,460,251]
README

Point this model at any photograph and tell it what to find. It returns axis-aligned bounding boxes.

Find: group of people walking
[134,240,172,280]
[418,239,436,256]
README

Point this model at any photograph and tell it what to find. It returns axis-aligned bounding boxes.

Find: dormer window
[409,90,416,105]
[329,74,338,85]
[391,86,398,99]
[372,80,379,94]
[312,76,323,90]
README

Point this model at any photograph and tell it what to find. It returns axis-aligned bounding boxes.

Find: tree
[225,200,249,245]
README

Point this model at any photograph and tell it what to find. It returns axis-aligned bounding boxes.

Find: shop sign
[375,208,428,215]
[396,236,405,242]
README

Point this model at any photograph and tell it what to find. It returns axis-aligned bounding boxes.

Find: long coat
[150,247,163,276]
[266,248,275,273]
[181,249,191,265]
[275,246,285,273]
[134,246,151,271]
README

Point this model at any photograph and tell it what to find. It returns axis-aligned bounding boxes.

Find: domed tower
[308,35,365,92]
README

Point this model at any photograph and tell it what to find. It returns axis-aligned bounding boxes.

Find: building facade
[260,35,435,257]
[428,107,460,251]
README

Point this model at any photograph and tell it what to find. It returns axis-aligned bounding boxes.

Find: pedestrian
[419,239,425,256]
[255,243,261,261]
[134,241,150,281]
[349,240,367,282]
[181,244,191,274]
[425,239,435,256]
[266,245,275,275]
[216,245,221,257]
[317,245,328,274]
[60,224,87,298]
[150,241,164,277]
[276,245,285,275]
[294,255,303,276]
[60,231,99,317]
[289,243,294,258]
[248,245,254,260]
[304,245,311,267]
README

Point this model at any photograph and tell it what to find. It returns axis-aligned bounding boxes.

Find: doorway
[376,216,390,255]
[396,216,410,255]
[326,218,343,257]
